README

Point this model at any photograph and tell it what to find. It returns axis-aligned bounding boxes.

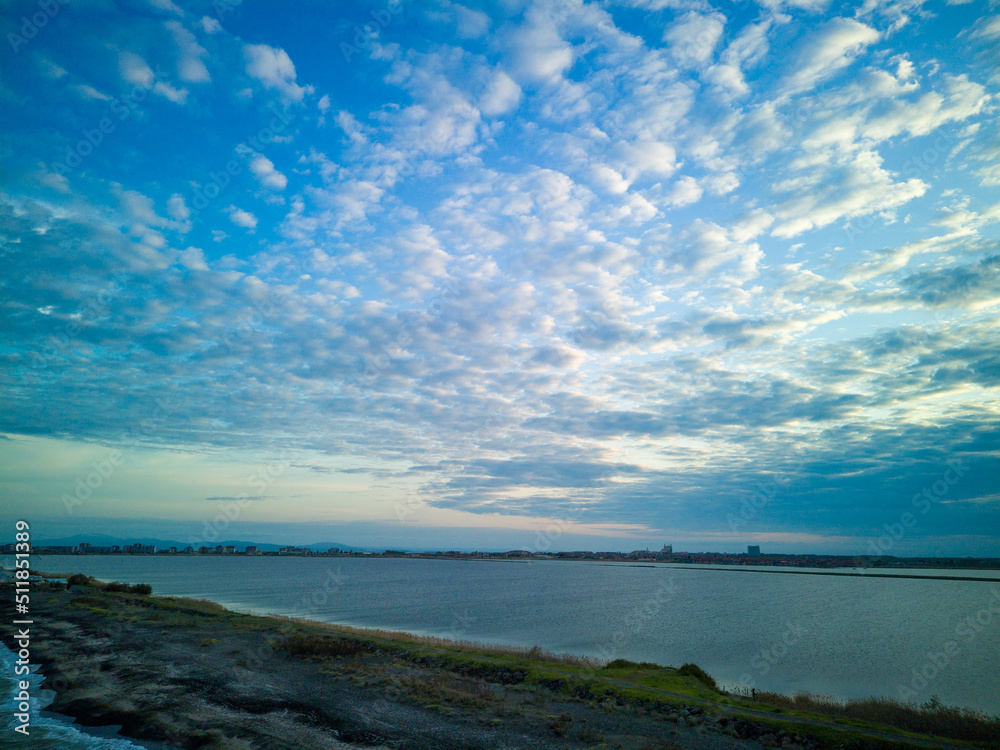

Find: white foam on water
[1,642,149,749]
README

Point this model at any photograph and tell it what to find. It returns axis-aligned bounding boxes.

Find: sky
[1,0,998,555]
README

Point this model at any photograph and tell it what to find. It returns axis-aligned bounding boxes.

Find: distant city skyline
[2,1,999,557]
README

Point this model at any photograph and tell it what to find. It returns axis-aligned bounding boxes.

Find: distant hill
[30,535,365,553]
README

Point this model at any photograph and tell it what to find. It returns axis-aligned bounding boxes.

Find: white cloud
[507,18,574,83]
[479,71,522,116]
[756,0,830,9]
[591,164,631,194]
[34,164,70,193]
[244,44,309,102]
[167,194,190,222]
[154,81,188,104]
[119,52,154,88]
[179,246,208,270]
[771,150,927,237]
[75,84,111,100]
[664,175,703,207]
[165,21,211,83]
[454,4,490,38]
[146,0,182,14]
[663,12,725,70]
[250,154,288,190]
[860,74,989,141]
[780,18,880,96]
[317,94,331,113]
[970,15,1000,39]
[200,16,222,34]
[228,206,258,231]
[703,64,749,96]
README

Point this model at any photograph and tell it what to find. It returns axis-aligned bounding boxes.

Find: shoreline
[2,577,998,750]
[16,552,1000,576]
[612,564,1000,583]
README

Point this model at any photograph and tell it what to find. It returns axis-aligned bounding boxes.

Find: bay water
[7,555,1000,719]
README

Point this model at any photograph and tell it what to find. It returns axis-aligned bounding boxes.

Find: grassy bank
[9,574,998,750]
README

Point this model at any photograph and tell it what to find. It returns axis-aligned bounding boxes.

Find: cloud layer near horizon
[1,0,999,554]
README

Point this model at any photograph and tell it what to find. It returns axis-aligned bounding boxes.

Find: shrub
[67,576,153,595]
[603,659,661,670]
[677,663,718,691]
[281,633,367,658]
[103,581,153,595]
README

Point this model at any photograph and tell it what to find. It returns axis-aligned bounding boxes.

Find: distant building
[168,547,177,554]
[223,545,236,554]
[183,546,195,554]
[279,546,311,555]
[39,545,79,554]
[748,545,761,556]
[79,542,91,554]
[662,544,673,554]
[198,546,212,554]
[215,545,224,554]
[245,545,258,555]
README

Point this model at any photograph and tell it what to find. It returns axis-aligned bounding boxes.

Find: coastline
[2,577,998,750]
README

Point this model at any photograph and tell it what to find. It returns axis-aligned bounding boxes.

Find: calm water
[9,555,1000,716]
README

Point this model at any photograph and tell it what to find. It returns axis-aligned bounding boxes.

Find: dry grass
[165,596,228,612]
[269,614,598,666]
[746,690,1000,744]
[395,673,497,710]
[281,632,369,659]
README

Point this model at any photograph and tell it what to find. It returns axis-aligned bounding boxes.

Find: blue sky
[1,0,998,554]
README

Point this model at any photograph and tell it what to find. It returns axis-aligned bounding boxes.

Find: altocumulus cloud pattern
[1,0,999,554]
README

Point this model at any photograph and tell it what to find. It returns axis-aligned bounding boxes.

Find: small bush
[603,659,661,670]
[677,663,718,691]
[281,633,367,658]
[104,581,153,595]
[66,575,151,595]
